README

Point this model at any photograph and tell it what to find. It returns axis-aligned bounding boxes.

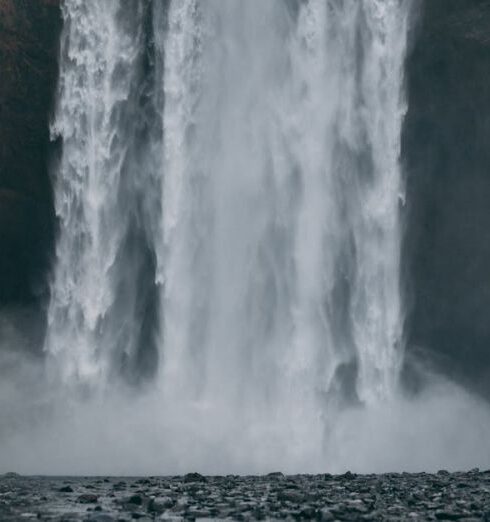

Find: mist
[1,327,490,476]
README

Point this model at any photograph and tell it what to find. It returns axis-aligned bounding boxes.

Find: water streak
[47,0,157,384]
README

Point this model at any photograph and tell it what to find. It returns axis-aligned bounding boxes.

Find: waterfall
[47,0,160,384]
[45,0,413,471]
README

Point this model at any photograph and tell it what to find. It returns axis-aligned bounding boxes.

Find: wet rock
[266,472,285,479]
[435,510,466,520]
[0,471,489,520]
[85,515,114,522]
[78,494,99,504]
[277,489,305,503]
[148,496,176,513]
[341,471,357,480]
[183,473,206,483]
[319,507,335,521]
[127,494,143,505]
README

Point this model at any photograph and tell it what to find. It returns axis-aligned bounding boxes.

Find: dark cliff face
[404,0,490,397]
[0,0,61,304]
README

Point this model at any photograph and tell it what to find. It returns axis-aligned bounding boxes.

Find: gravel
[1,470,490,520]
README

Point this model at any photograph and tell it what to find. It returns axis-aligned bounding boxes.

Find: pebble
[0,471,489,520]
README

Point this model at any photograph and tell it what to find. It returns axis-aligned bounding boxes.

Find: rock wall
[403,0,490,397]
[0,0,61,304]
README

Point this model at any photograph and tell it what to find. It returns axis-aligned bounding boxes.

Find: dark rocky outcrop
[403,0,490,397]
[0,0,61,304]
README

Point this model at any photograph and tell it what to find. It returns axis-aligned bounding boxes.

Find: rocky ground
[1,470,490,521]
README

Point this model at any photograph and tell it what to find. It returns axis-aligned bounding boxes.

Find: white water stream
[41,0,416,473]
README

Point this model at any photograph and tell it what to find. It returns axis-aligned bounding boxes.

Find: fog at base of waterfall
[1,0,490,475]
[1,365,490,475]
